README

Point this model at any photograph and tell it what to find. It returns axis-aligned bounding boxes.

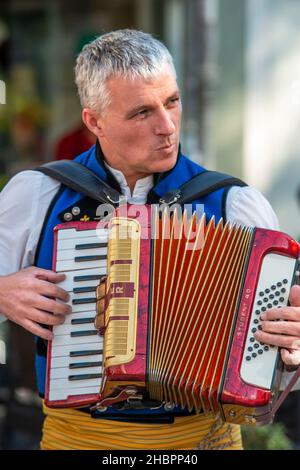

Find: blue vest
[34,143,228,420]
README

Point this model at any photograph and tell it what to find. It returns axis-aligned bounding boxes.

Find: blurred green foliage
[242,423,293,450]
[0,173,8,190]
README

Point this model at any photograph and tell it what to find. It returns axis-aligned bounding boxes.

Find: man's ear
[81,108,105,138]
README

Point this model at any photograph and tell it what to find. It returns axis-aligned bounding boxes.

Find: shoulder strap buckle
[159,191,182,205]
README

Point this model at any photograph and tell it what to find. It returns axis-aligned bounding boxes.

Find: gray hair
[74,29,176,114]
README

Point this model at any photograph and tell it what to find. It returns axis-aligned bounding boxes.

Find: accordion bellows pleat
[148,209,252,415]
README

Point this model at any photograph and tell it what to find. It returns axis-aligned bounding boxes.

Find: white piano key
[56,258,107,272]
[53,321,97,336]
[51,331,102,347]
[60,311,96,326]
[51,342,103,358]
[49,376,101,391]
[49,385,100,401]
[50,365,102,380]
[58,267,106,292]
[57,236,108,251]
[70,290,97,302]
[57,228,108,241]
[56,247,107,261]
[57,292,97,313]
[51,354,102,368]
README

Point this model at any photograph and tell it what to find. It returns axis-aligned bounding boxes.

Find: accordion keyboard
[47,226,108,402]
[241,252,297,389]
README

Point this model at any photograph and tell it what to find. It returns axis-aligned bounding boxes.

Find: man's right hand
[0,267,71,340]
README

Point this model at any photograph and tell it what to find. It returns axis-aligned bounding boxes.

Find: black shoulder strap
[159,170,247,205]
[36,160,121,206]
[36,161,247,208]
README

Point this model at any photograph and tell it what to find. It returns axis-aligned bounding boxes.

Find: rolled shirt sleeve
[0,171,59,322]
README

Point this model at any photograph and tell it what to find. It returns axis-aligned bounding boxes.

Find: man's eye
[137,109,148,117]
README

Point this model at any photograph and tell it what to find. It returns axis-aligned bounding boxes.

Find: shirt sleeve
[0,170,60,322]
[225,185,280,230]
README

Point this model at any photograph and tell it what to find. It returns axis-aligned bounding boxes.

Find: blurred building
[0,0,300,449]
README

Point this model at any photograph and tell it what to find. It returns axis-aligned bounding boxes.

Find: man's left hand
[254,285,300,369]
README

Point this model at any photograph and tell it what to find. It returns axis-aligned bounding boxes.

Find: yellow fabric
[41,403,243,450]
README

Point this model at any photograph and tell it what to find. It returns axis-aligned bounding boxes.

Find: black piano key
[74,255,107,263]
[72,297,96,305]
[69,361,102,369]
[69,373,102,381]
[69,349,103,357]
[75,242,107,250]
[73,274,103,282]
[70,330,98,337]
[73,286,96,294]
[71,317,94,325]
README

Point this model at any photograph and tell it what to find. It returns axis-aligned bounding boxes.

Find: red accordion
[45,204,300,425]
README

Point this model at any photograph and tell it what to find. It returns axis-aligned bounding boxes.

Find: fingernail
[260,313,266,320]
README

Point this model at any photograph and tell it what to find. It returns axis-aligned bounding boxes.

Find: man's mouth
[156,142,175,151]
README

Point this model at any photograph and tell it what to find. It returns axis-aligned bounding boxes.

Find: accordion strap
[253,366,300,425]
[159,170,247,205]
[272,366,300,417]
[36,160,121,206]
[37,161,246,208]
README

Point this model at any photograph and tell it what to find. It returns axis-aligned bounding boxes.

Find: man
[0,29,299,450]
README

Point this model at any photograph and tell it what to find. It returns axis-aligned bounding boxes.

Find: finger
[32,296,72,316]
[27,308,66,327]
[281,348,300,367]
[37,279,70,302]
[22,318,53,341]
[289,285,300,307]
[260,306,300,322]
[34,269,66,283]
[260,320,300,336]
[254,330,300,350]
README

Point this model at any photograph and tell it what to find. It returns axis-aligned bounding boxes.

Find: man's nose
[154,108,176,136]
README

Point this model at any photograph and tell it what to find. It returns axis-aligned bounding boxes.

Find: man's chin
[152,150,178,173]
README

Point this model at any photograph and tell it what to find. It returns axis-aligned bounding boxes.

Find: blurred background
[0,0,300,450]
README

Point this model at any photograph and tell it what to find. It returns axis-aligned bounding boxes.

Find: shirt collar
[104,160,153,204]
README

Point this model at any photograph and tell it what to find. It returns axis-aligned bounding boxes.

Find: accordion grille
[148,209,253,415]
[104,218,140,367]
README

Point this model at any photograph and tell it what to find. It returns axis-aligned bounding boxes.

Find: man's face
[93,65,182,179]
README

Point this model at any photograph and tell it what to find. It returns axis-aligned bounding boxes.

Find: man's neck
[103,160,152,195]
[96,140,152,192]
